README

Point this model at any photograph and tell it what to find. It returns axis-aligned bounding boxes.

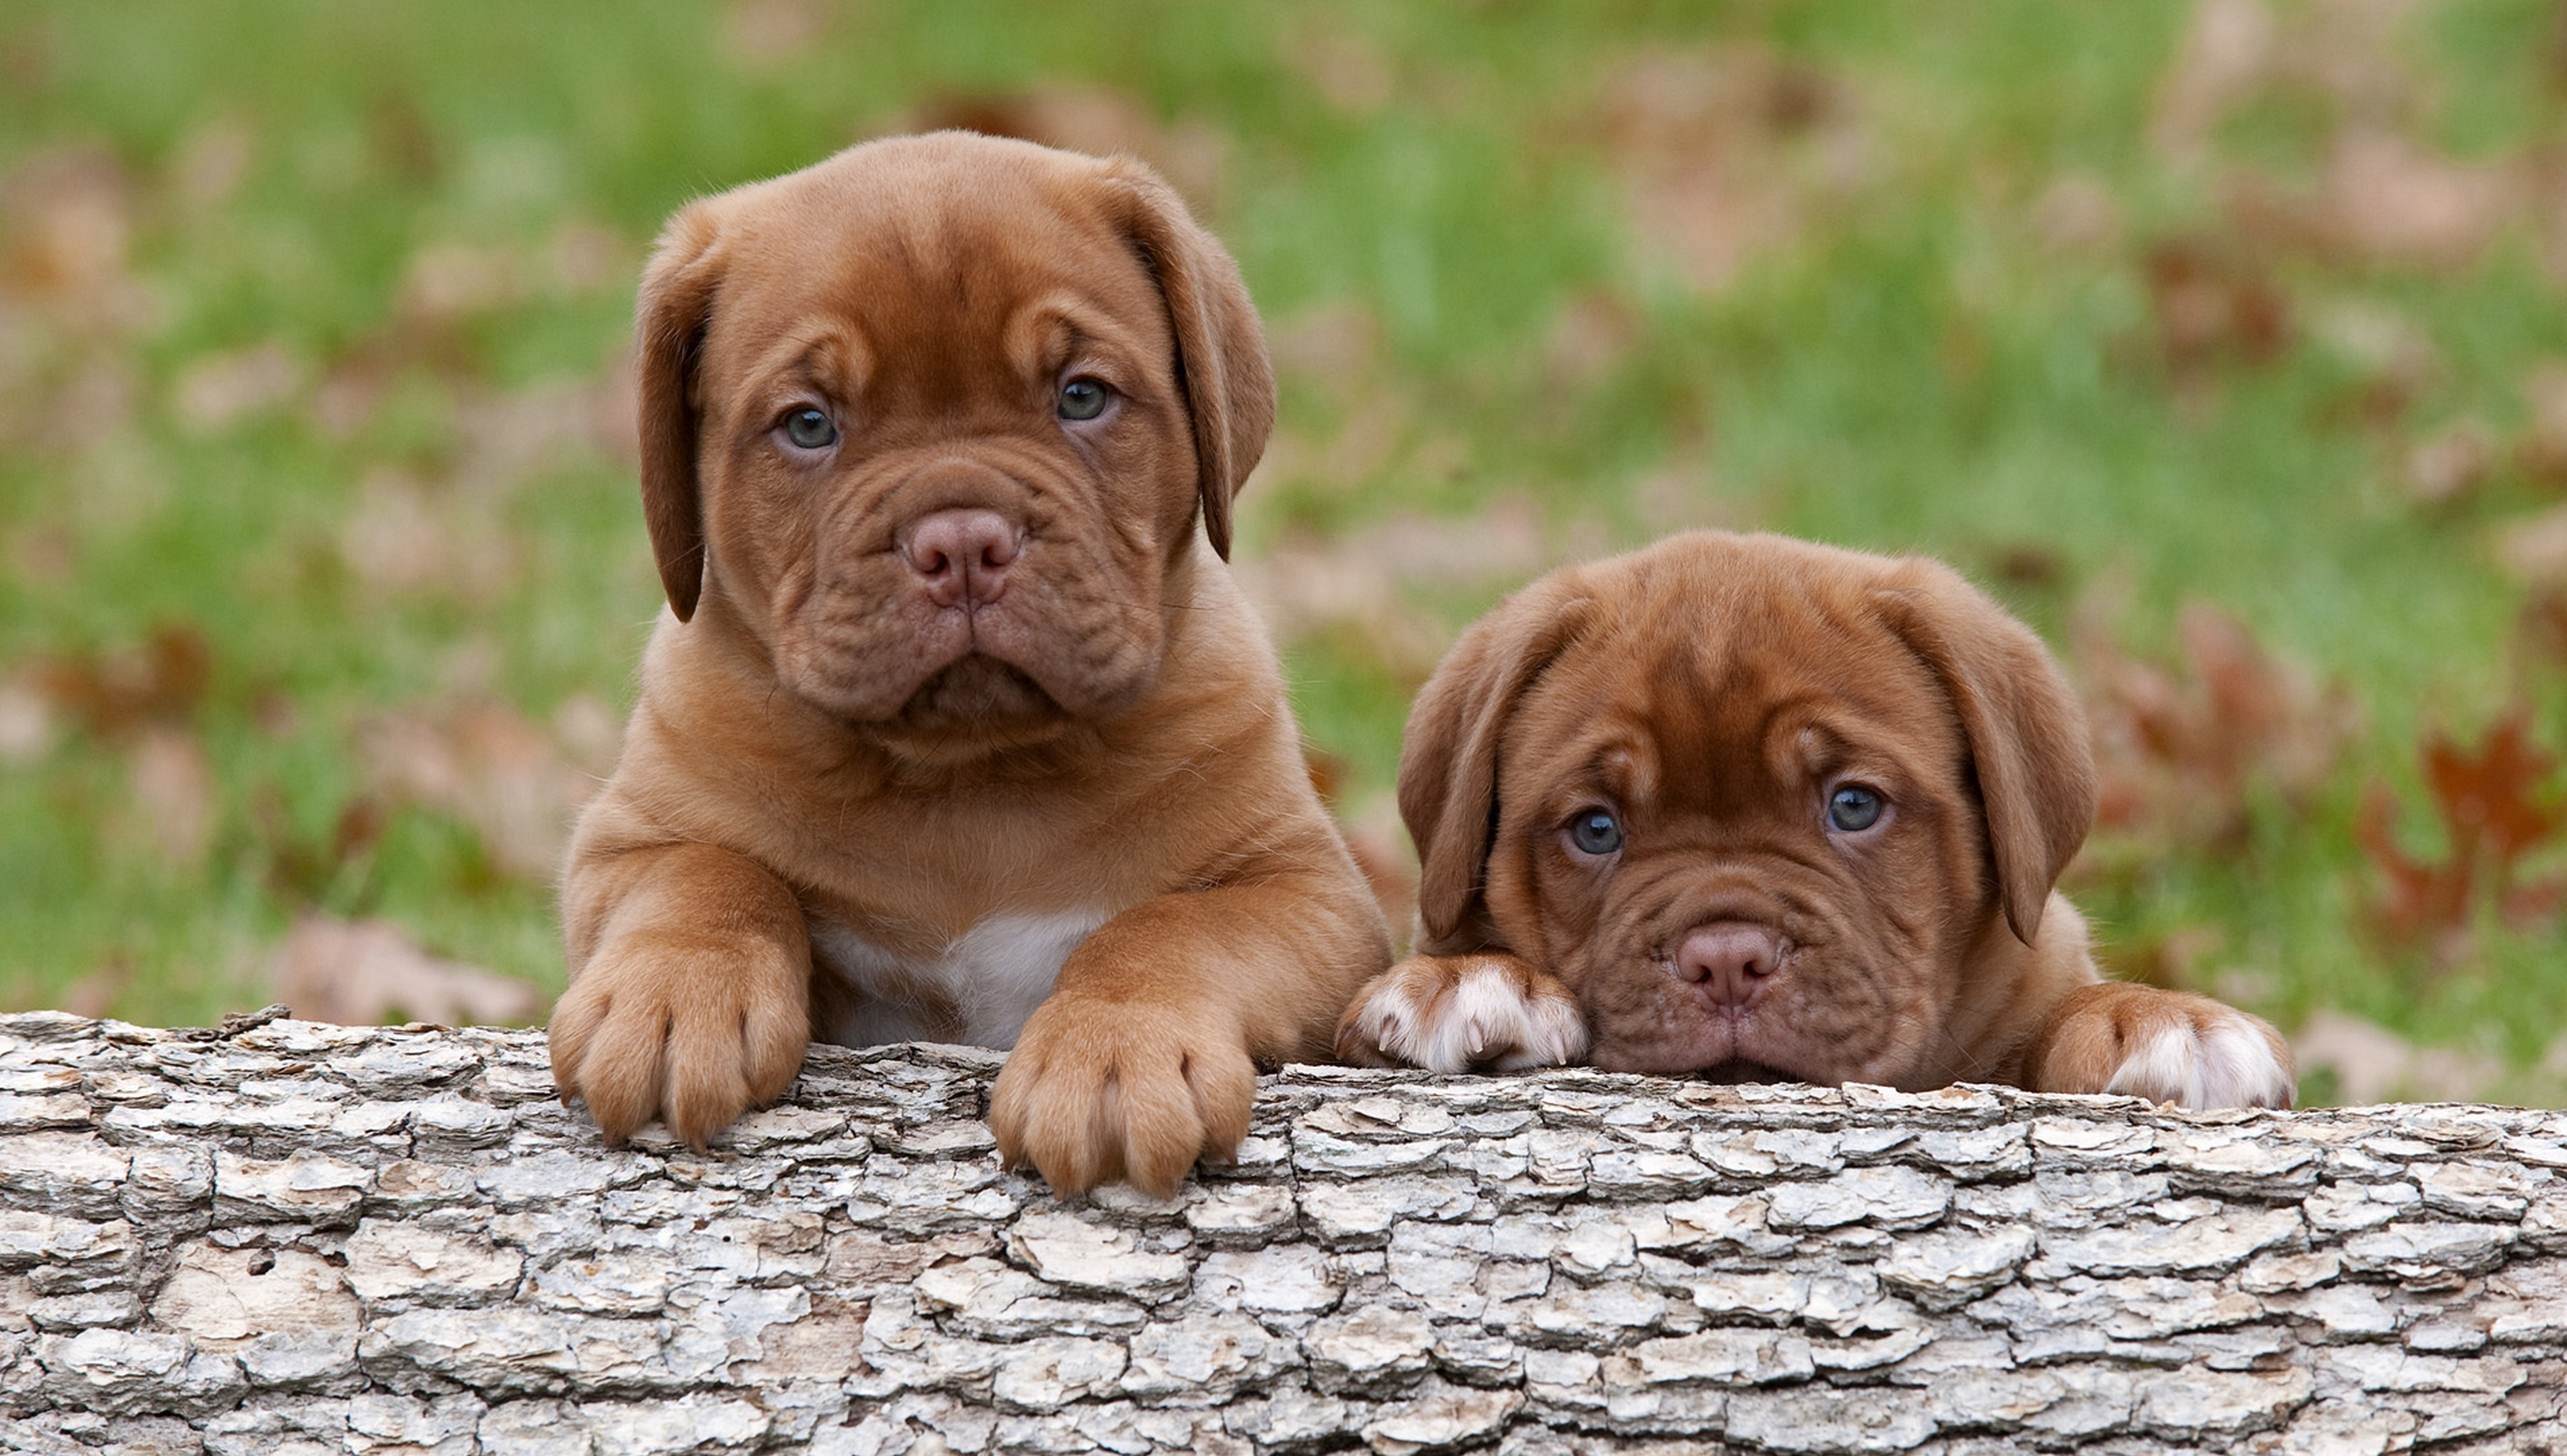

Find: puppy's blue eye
[1057,377,1110,421]
[1828,785,1885,832]
[783,408,837,450]
[1569,810,1623,856]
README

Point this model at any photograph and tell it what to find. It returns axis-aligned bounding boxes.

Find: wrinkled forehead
[702,148,1166,368]
[1519,572,1960,806]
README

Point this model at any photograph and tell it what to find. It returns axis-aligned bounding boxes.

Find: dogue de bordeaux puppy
[1337,531,2295,1110]
[551,133,1391,1196]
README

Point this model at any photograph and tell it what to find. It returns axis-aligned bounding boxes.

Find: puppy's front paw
[2027,983,2295,1110]
[990,996,1255,1199]
[1335,953,1589,1073]
[548,934,810,1147]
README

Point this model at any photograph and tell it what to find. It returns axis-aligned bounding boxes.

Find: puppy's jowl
[1339,531,2293,1110]
[551,134,1391,1195]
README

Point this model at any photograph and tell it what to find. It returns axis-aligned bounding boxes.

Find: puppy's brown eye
[783,408,837,450]
[1057,377,1110,421]
[1568,810,1623,856]
[1828,785,1885,832]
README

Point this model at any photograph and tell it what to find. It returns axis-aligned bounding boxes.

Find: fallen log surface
[0,1009,2561,1456]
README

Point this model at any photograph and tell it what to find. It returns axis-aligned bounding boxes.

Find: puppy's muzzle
[900,507,1023,609]
[1669,920,1787,1011]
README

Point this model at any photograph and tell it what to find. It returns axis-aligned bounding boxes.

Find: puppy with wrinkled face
[551,133,1391,1196]
[1337,531,2294,1110]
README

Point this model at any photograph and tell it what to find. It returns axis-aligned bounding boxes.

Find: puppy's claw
[546,935,810,1149]
[991,996,1251,1200]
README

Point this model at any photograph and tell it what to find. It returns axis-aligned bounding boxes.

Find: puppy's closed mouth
[895,655,1060,727]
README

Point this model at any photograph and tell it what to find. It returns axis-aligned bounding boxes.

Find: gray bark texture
[1,1010,2562,1456]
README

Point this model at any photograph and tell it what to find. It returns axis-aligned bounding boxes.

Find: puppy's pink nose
[901,508,1021,608]
[1674,921,1784,1010]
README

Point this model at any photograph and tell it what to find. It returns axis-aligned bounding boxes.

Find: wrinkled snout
[900,507,1023,609]
[1672,920,1786,1011]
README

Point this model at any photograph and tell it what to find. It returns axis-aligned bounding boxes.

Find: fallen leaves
[264,913,542,1027]
[897,86,1227,206]
[2078,600,2357,853]
[1594,46,1867,293]
[1232,498,1556,686]
[2140,237,2292,392]
[358,696,617,883]
[2293,1010,2506,1104]
[173,340,304,435]
[34,624,212,739]
[2356,710,2566,963]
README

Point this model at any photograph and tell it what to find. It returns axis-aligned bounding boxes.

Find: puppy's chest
[808,908,1112,1050]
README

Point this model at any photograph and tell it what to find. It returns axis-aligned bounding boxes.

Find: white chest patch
[810,908,1112,1050]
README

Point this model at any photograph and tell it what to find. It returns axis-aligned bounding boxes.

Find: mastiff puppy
[552,133,1391,1195]
[1337,531,2294,1110]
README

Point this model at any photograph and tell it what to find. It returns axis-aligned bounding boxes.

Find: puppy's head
[635,132,1271,748]
[1403,532,2096,1086]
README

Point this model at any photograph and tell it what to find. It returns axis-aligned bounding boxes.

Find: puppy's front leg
[990,880,1382,1199]
[1335,952,1590,1074]
[551,843,812,1146]
[2020,982,2295,1110]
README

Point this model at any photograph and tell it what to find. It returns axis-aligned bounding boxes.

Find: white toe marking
[2105,1013,2295,1110]
[1356,963,1588,1072]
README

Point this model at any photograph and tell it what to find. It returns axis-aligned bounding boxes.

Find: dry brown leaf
[2152,0,2423,166]
[2293,1010,2504,1104]
[450,369,636,494]
[725,0,828,62]
[2357,710,2567,963]
[2078,597,2357,851]
[2515,364,2567,489]
[2150,0,2279,163]
[2308,299,2438,431]
[1232,498,1555,684]
[1596,47,1867,293]
[0,673,56,766]
[2142,238,2292,389]
[2496,503,2567,587]
[268,913,543,1027]
[46,955,132,1021]
[1293,30,1396,115]
[2400,423,2494,508]
[359,702,609,882]
[170,119,253,206]
[1542,292,1643,393]
[173,341,304,434]
[1267,303,1382,400]
[36,623,212,739]
[2028,175,2123,253]
[897,87,1227,206]
[2320,128,2518,272]
[337,468,521,601]
[0,146,144,324]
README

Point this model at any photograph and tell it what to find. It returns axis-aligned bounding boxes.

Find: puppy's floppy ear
[634,199,732,622]
[1875,562,2098,946]
[1403,576,1593,954]
[1101,160,1274,560]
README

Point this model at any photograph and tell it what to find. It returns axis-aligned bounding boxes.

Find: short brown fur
[1339,533,2293,1108]
[553,134,1390,1195]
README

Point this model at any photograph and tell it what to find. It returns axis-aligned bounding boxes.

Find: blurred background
[3,1,2564,1104]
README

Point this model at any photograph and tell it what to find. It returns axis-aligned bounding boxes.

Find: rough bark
[0,1009,2561,1456]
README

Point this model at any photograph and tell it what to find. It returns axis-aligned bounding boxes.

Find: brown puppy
[551,133,1391,1196]
[1337,532,2293,1110]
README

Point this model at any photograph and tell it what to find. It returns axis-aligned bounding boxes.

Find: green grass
[3,1,2564,1101]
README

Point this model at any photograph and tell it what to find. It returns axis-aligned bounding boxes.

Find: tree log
[0,1009,2561,1455]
